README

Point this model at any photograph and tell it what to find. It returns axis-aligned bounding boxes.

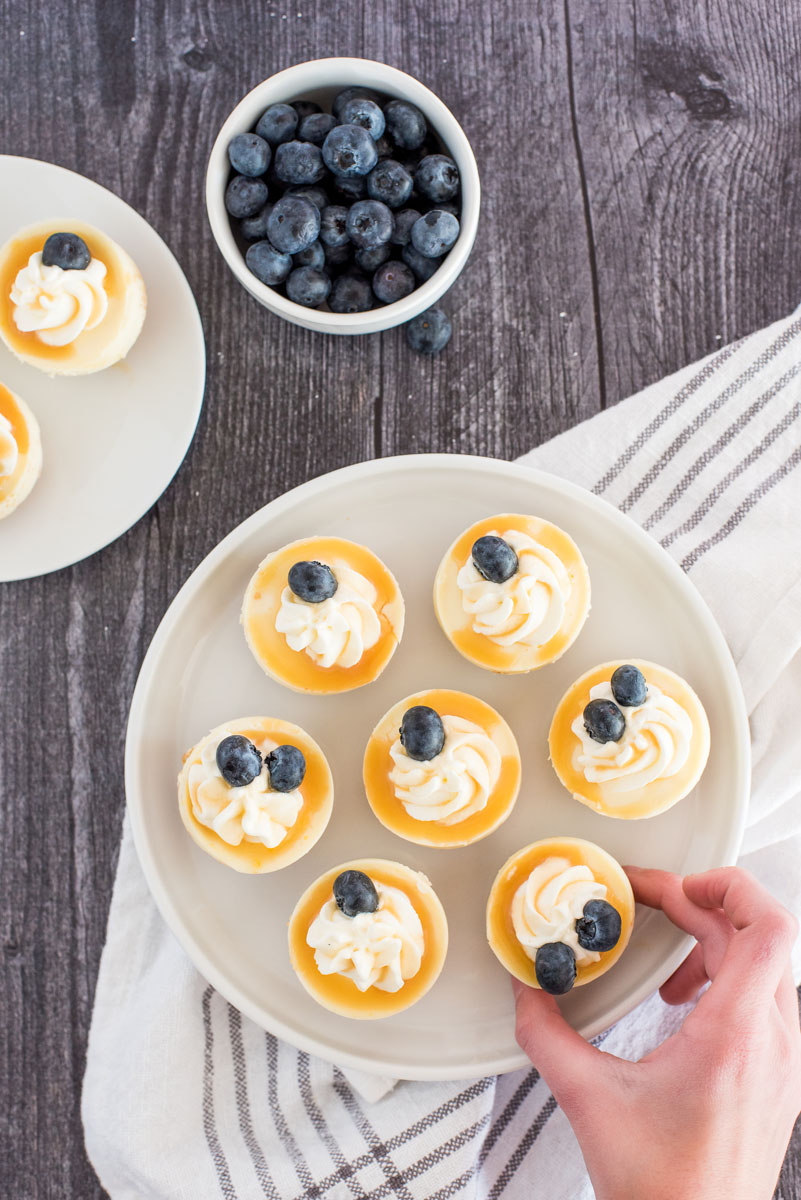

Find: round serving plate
[125,454,749,1080]
[0,156,205,580]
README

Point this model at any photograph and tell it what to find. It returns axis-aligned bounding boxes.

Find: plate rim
[125,452,750,1080]
[0,154,206,581]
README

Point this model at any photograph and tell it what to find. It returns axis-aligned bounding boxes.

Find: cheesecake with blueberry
[242,536,404,694]
[364,688,521,847]
[288,858,448,1018]
[177,717,333,872]
[549,661,711,819]
[0,220,146,375]
[486,837,634,993]
[434,514,590,673]
[0,381,42,519]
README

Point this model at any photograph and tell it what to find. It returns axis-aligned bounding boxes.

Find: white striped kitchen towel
[83,307,801,1199]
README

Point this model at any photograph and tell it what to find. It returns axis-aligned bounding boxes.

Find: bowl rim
[205,56,481,334]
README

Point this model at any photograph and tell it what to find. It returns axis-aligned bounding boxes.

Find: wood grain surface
[1,0,800,1196]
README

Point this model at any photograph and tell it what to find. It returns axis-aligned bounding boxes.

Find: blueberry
[340,97,386,140]
[41,232,91,271]
[373,133,395,159]
[322,124,378,177]
[401,244,442,282]
[288,559,337,602]
[216,734,262,788]
[332,174,368,201]
[285,185,329,211]
[535,943,577,995]
[332,86,381,120]
[240,204,274,241]
[266,195,320,254]
[367,159,413,209]
[319,205,350,247]
[384,99,427,150]
[576,900,622,953]
[390,209,421,247]
[298,111,338,145]
[405,306,452,353]
[583,699,626,744]
[346,199,394,249]
[227,132,271,177]
[328,272,373,313]
[372,260,415,304]
[265,743,306,792]
[355,243,391,271]
[292,240,325,269]
[255,102,299,145]
[292,99,321,121]
[410,210,460,258]
[274,140,326,186]
[286,265,331,308]
[245,240,292,286]
[472,535,518,583]
[333,869,379,918]
[414,154,459,203]
[610,664,648,708]
[225,175,269,219]
[323,241,353,270]
[400,705,445,761]
[435,201,460,218]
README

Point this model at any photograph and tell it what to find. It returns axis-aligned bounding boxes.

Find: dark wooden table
[2,2,799,1196]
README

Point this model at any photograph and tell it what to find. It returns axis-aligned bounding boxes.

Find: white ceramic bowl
[205,58,480,334]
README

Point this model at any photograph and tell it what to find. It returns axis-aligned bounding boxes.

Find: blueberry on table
[610,664,648,708]
[274,140,326,186]
[332,86,382,120]
[298,111,338,145]
[322,124,379,177]
[41,232,91,271]
[328,272,373,313]
[355,243,391,272]
[367,159,414,209]
[401,244,442,282]
[414,154,460,204]
[389,208,421,247]
[227,132,271,177]
[292,99,321,120]
[286,265,331,308]
[225,175,269,219]
[410,210,460,258]
[340,97,386,140]
[384,99,427,150]
[576,900,622,953]
[245,240,292,286]
[256,102,299,145]
[583,699,626,744]
[400,705,446,761]
[372,260,415,304]
[319,205,350,247]
[216,735,263,788]
[266,195,321,254]
[346,199,394,249]
[292,240,325,269]
[472,535,519,583]
[405,307,452,354]
[265,744,307,792]
[535,942,577,995]
[288,560,337,602]
[240,204,274,241]
[333,869,379,918]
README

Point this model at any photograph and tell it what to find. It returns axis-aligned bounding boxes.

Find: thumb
[513,978,609,1112]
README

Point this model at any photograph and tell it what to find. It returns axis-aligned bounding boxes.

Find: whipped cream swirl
[187,731,303,848]
[456,529,572,647]
[275,562,381,668]
[512,856,607,967]
[11,251,109,346]
[307,882,424,992]
[0,413,18,477]
[388,714,502,824]
[571,680,692,796]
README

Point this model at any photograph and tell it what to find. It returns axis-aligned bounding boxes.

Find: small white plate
[126,454,749,1080]
[0,156,205,581]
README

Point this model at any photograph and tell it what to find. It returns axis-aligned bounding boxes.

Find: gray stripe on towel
[201,987,238,1200]
[228,1006,280,1199]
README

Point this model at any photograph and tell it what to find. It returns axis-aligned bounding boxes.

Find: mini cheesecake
[549,660,710,820]
[364,688,521,848]
[0,382,42,519]
[177,716,333,873]
[288,858,448,1019]
[0,220,146,375]
[486,836,634,993]
[434,514,590,673]
[242,536,405,695]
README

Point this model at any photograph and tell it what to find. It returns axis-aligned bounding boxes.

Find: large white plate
[0,156,205,580]
[126,455,749,1080]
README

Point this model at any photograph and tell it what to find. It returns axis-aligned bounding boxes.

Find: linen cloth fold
[83,308,801,1200]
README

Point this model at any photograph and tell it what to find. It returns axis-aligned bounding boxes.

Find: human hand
[513,866,801,1200]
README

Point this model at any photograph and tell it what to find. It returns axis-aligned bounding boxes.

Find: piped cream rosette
[0,382,42,519]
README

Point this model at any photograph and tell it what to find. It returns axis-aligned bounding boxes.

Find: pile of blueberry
[582,664,649,744]
[223,86,460,347]
[535,899,622,994]
[216,733,306,792]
